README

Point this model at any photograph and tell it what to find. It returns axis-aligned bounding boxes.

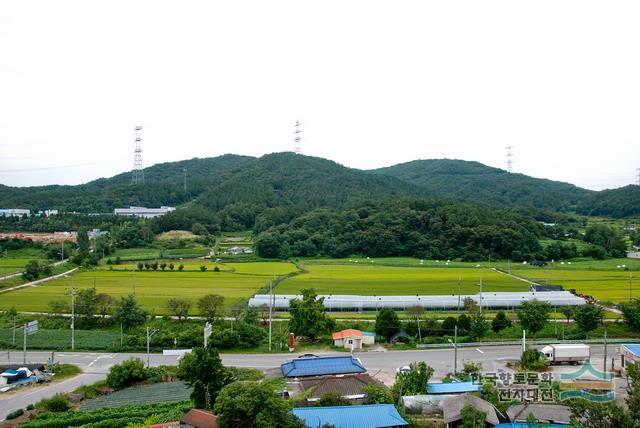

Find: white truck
[540,344,590,365]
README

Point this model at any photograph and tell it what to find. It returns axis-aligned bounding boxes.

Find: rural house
[292,404,408,428]
[281,355,366,378]
[332,329,376,350]
[298,373,384,403]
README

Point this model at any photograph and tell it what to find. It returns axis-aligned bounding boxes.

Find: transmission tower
[294,121,302,154]
[506,146,514,173]
[636,168,640,186]
[131,126,144,185]
[183,168,187,193]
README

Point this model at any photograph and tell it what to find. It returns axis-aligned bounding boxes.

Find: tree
[463,297,478,314]
[96,293,115,318]
[288,288,335,340]
[178,347,235,410]
[569,400,631,428]
[457,314,471,333]
[200,265,207,272]
[254,233,286,259]
[214,381,305,428]
[392,361,434,397]
[460,404,487,428]
[442,316,458,334]
[625,361,640,423]
[198,294,225,322]
[317,392,351,407]
[169,263,175,270]
[559,306,574,324]
[375,307,401,342]
[106,358,148,390]
[166,298,192,322]
[621,299,640,332]
[407,305,425,342]
[137,262,143,271]
[468,313,489,341]
[114,294,147,329]
[77,226,90,255]
[492,311,512,333]
[22,260,50,281]
[517,300,551,337]
[584,223,627,258]
[363,384,394,404]
[160,262,167,271]
[75,287,99,328]
[178,264,184,271]
[574,304,604,337]
[48,299,69,316]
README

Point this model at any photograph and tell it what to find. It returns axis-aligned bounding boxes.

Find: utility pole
[457,276,462,312]
[268,278,273,352]
[479,277,483,315]
[22,323,27,364]
[61,240,64,263]
[603,327,608,375]
[70,286,77,351]
[146,327,159,368]
[12,315,16,347]
[522,329,526,352]
[453,325,458,374]
[631,273,634,301]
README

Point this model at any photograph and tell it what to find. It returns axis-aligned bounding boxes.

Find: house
[299,373,384,402]
[113,206,175,218]
[87,228,108,240]
[149,409,218,428]
[620,344,640,370]
[292,404,409,428]
[426,381,481,395]
[442,393,500,427]
[506,403,571,426]
[281,355,366,378]
[332,329,375,350]
[0,209,30,218]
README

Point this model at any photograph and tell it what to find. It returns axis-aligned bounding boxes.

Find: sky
[1,1,639,190]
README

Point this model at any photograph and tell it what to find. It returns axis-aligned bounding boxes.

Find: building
[332,329,376,350]
[442,394,500,427]
[292,404,408,428]
[506,403,571,426]
[281,355,366,378]
[87,229,108,240]
[298,373,384,403]
[113,206,175,218]
[426,381,482,395]
[0,208,30,218]
[620,344,640,369]
[226,246,253,255]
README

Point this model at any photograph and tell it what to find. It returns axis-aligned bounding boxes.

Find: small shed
[292,404,408,428]
[427,381,481,395]
[332,329,375,349]
[506,403,571,425]
[442,393,500,427]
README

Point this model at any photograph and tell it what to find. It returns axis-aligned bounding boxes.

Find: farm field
[0,248,46,276]
[0,267,283,314]
[105,247,210,262]
[81,381,190,410]
[100,260,298,276]
[0,328,128,350]
[300,257,491,268]
[277,263,527,295]
[508,267,637,302]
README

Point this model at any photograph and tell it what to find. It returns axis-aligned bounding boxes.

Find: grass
[80,381,190,410]
[0,328,129,350]
[0,266,285,314]
[277,263,526,295]
[0,248,47,276]
[0,262,75,291]
[52,363,81,381]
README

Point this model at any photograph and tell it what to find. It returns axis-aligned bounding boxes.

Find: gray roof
[507,403,571,424]
[300,373,383,400]
[442,393,500,426]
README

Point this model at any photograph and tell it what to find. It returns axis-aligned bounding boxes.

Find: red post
[288,333,295,352]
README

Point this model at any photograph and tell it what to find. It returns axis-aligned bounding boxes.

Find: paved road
[0,345,621,420]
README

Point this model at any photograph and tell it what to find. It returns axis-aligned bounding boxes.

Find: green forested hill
[372,159,591,211]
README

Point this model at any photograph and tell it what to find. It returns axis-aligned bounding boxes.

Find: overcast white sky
[1,1,639,190]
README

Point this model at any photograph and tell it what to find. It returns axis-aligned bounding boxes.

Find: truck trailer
[540,344,590,365]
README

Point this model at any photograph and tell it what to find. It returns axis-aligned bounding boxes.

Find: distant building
[36,209,58,217]
[114,206,175,218]
[281,355,366,378]
[292,404,408,428]
[332,329,375,350]
[87,229,109,240]
[506,403,571,426]
[226,246,253,255]
[0,208,30,218]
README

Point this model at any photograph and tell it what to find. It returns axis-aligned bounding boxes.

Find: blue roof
[623,344,640,357]
[495,424,569,428]
[282,355,366,377]
[426,381,481,394]
[292,404,409,428]
[362,331,376,337]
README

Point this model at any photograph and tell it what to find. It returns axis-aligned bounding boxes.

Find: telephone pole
[70,286,78,351]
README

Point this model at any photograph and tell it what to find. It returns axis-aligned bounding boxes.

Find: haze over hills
[0,152,638,217]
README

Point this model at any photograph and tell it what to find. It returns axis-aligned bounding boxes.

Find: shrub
[39,393,70,412]
[6,408,24,420]
[200,265,207,272]
[106,358,148,390]
[363,384,393,404]
[213,266,220,272]
[520,349,548,371]
[317,392,351,407]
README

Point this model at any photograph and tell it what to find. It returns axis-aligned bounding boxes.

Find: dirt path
[0,267,78,295]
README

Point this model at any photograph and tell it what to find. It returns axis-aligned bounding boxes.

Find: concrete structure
[0,209,30,218]
[114,206,175,218]
[621,344,640,369]
[332,329,375,350]
[292,404,408,428]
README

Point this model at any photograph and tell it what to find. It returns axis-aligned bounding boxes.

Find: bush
[520,349,548,371]
[6,408,24,420]
[39,393,70,412]
[106,358,148,390]
[317,392,351,407]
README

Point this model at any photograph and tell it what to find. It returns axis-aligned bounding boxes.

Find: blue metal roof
[362,331,376,337]
[623,344,640,357]
[426,381,481,394]
[282,355,366,377]
[292,404,409,428]
[495,424,569,428]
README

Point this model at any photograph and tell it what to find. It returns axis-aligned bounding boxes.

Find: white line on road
[476,348,484,354]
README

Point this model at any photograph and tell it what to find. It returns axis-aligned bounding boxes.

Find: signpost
[23,320,38,364]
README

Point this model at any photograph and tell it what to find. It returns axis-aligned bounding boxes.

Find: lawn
[277,263,527,295]
[508,267,637,302]
[0,268,280,314]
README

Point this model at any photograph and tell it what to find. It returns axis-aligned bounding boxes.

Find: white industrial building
[0,208,31,218]
[113,206,175,218]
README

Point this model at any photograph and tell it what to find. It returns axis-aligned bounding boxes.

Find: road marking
[476,348,484,354]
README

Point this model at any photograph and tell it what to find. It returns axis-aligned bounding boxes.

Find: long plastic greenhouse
[248,291,585,311]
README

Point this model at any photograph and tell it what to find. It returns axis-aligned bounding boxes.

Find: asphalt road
[0,345,621,420]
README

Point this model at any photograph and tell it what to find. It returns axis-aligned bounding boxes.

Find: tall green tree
[469,313,489,341]
[178,347,234,410]
[460,404,487,428]
[517,300,551,337]
[392,361,434,398]
[198,294,225,322]
[114,294,147,329]
[75,287,99,328]
[375,308,401,342]
[214,381,305,428]
[621,299,640,332]
[491,311,512,333]
[288,288,335,340]
[166,298,192,322]
[574,304,604,337]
